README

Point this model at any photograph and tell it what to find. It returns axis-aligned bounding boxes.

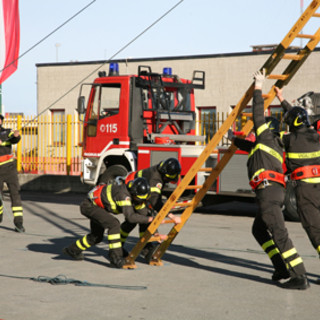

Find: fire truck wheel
[97,165,128,185]
[283,180,300,222]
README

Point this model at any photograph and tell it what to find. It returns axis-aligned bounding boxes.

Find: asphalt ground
[0,191,319,320]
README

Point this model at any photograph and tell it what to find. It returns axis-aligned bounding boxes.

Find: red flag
[0,0,20,84]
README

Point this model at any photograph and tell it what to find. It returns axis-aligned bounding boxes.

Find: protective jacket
[234,90,285,189]
[88,183,150,224]
[281,100,320,182]
[0,128,20,165]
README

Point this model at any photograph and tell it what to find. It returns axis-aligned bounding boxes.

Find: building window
[51,109,65,145]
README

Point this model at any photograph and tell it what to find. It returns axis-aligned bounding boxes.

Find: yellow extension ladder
[124,0,320,269]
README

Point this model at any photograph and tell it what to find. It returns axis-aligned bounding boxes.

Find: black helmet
[265,116,280,133]
[157,158,181,182]
[126,177,150,203]
[283,106,310,131]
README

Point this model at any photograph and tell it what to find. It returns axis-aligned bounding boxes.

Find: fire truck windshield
[89,84,121,121]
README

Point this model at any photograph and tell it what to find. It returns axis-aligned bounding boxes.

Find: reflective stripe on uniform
[108,234,121,241]
[268,248,280,259]
[289,257,304,268]
[256,123,268,136]
[109,242,122,249]
[12,206,23,217]
[151,186,161,194]
[282,247,297,259]
[134,203,146,210]
[301,177,320,183]
[286,150,320,159]
[261,239,275,251]
[76,235,91,251]
[106,184,118,212]
[248,143,283,163]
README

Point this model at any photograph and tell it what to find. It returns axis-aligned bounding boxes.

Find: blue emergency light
[163,67,172,76]
[109,63,119,76]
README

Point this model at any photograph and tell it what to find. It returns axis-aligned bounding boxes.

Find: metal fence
[3,111,284,175]
[4,114,83,175]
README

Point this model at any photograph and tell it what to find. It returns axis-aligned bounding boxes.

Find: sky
[1,0,318,115]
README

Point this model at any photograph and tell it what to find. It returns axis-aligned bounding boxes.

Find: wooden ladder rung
[268,74,289,80]
[242,112,252,117]
[149,235,168,242]
[173,201,192,208]
[160,219,175,224]
[296,34,315,39]
[283,53,304,60]
[198,167,213,172]
[185,185,202,190]
[313,13,320,17]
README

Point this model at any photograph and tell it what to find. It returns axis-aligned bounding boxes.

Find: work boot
[140,243,159,263]
[63,247,84,261]
[109,250,126,268]
[272,269,290,281]
[280,275,310,290]
[14,217,25,233]
[315,278,320,285]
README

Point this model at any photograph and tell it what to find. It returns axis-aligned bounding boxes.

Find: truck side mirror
[77,96,86,114]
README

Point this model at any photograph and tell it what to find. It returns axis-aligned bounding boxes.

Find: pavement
[0,191,320,320]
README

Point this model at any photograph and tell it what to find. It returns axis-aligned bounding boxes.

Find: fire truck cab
[77,63,208,187]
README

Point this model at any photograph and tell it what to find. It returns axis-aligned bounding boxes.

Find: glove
[253,68,266,88]
[227,129,235,141]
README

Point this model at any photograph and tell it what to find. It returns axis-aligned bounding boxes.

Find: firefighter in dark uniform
[120,158,182,260]
[63,177,154,268]
[229,70,308,290]
[0,114,25,232]
[275,87,320,283]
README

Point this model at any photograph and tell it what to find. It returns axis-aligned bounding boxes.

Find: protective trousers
[0,161,23,225]
[253,183,306,277]
[295,181,320,255]
[68,199,123,257]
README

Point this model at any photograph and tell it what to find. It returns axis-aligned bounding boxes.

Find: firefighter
[275,87,320,283]
[120,158,182,261]
[0,114,24,232]
[63,177,156,268]
[228,70,309,290]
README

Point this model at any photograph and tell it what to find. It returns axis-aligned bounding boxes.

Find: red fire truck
[76,63,209,191]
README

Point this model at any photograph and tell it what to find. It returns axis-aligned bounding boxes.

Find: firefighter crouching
[120,158,182,262]
[63,177,155,268]
[229,70,308,290]
[0,114,25,232]
[275,87,320,284]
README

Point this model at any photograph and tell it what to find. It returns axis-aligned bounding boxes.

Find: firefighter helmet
[283,106,310,131]
[157,158,181,182]
[265,116,280,133]
[126,177,150,203]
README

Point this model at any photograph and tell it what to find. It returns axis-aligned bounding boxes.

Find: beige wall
[36,49,320,115]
